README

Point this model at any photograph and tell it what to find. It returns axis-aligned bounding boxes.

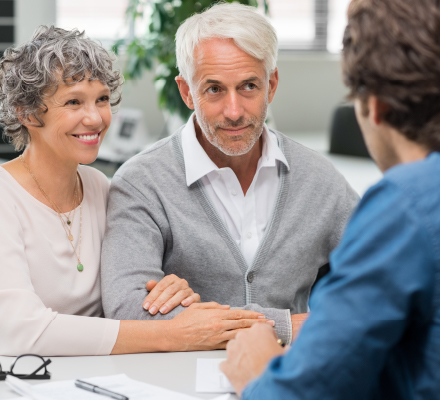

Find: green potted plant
[113,0,269,122]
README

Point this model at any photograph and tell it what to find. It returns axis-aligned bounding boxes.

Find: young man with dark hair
[221,0,440,398]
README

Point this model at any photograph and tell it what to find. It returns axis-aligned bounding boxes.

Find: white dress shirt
[181,114,290,267]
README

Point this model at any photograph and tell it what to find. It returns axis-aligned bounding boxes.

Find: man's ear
[175,76,195,110]
[368,96,389,126]
[267,68,279,104]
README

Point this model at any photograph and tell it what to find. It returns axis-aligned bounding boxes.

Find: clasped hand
[142,274,201,315]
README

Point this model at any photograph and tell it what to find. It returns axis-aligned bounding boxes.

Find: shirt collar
[181,113,290,187]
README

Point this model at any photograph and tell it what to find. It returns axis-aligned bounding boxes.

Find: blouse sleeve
[0,188,120,357]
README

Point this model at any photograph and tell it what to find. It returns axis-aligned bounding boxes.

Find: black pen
[75,379,129,400]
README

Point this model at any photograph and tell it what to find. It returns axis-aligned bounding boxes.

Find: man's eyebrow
[205,79,222,84]
[204,77,262,85]
[241,77,261,84]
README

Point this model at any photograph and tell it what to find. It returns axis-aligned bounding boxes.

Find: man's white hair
[175,2,278,83]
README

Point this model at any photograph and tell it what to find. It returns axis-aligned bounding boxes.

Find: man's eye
[207,86,221,94]
[65,99,80,106]
[243,83,257,91]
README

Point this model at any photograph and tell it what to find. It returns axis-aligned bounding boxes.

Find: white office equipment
[98,108,151,164]
[195,359,235,394]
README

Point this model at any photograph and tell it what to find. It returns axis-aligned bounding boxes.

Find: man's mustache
[214,117,257,129]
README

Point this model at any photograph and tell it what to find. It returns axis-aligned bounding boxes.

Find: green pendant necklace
[19,155,84,272]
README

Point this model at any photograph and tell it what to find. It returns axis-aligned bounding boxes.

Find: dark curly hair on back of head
[0,25,123,151]
[342,0,440,151]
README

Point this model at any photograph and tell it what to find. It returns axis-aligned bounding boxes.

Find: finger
[149,282,190,315]
[145,280,158,292]
[143,281,159,309]
[181,292,201,307]
[190,302,230,310]
[219,360,228,374]
[214,340,229,350]
[221,309,265,320]
[222,318,275,331]
[156,288,194,314]
[143,275,180,312]
[219,328,253,342]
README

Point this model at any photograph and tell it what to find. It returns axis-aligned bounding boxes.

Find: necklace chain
[19,155,84,272]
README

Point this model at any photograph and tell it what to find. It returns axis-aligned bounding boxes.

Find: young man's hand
[220,323,285,396]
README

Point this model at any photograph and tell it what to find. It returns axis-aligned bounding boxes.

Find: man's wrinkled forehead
[191,38,266,85]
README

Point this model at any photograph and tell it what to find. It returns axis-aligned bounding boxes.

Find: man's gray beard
[194,102,268,157]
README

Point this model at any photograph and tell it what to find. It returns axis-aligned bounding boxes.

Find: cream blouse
[0,165,120,356]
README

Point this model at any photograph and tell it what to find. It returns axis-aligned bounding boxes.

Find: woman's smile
[72,130,101,145]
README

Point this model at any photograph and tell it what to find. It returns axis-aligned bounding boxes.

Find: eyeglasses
[0,354,51,380]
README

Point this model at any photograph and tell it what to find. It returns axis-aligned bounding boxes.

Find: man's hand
[142,274,201,315]
[220,323,285,396]
[291,313,309,341]
[166,302,275,352]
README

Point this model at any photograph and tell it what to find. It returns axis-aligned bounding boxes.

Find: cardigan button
[247,272,254,283]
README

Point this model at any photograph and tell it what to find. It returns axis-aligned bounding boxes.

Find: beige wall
[272,52,348,133]
[15,0,57,45]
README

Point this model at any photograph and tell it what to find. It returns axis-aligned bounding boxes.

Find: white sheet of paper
[195,359,235,394]
[5,374,201,400]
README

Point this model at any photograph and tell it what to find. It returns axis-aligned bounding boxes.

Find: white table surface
[0,351,236,400]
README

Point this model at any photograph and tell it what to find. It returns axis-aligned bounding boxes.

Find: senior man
[221,0,440,398]
[101,3,358,345]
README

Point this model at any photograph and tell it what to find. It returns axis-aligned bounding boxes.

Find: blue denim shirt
[243,153,440,400]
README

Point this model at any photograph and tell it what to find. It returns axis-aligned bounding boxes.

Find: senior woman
[0,26,268,356]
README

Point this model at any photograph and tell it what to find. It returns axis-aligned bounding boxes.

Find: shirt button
[247,272,254,283]
[246,232,252,239]
[231,190,237,196]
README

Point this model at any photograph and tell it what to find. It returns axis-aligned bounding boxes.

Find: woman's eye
[65,99,80,106]
[98,95,110,102]
[207,86,221,94]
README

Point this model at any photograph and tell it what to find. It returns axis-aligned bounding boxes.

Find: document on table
[5,373,222,400]
[195,359,235,394]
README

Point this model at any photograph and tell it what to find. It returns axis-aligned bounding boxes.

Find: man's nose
[223,91,244,122]
[82,104,102,128]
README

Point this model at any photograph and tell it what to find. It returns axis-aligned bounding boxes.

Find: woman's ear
[17,109,41,129]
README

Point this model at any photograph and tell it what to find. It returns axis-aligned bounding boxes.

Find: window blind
[0,0,14,57]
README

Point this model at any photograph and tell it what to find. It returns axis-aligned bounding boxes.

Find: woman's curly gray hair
[0,25,123,151]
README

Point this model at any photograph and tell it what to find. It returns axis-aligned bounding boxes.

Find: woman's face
[25,77,112,166]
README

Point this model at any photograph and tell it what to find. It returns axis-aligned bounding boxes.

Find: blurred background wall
[1,0,381,195]
[9,0,347,136]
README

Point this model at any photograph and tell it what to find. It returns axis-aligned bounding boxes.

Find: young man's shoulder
[384,152,440,199]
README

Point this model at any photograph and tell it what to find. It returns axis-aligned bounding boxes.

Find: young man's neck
[195,120,263,195]
[384,128,430,171]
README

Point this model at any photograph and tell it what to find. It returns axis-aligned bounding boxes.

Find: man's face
[181,38,278,156]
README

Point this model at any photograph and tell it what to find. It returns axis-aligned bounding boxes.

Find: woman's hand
[164,302,275,352]
[142,274,201,315]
